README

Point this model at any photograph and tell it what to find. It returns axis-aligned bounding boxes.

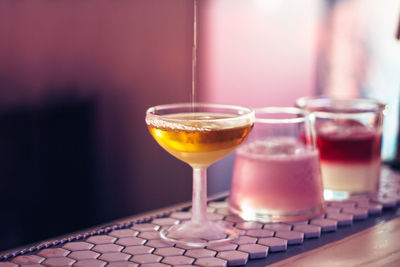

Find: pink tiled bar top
[1,166,400,267]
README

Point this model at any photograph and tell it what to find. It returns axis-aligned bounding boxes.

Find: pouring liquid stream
[191,0,198,113]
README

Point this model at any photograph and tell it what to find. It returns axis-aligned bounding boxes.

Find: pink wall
[0,0,193,106]
[198,0,321,107]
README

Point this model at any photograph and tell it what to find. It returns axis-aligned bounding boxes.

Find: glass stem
[192,167,208,223]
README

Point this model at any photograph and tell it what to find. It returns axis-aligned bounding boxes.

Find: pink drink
[229,137,325,222]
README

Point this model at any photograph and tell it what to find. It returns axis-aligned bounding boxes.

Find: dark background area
[0,0,195,251]
[0,99,96,249]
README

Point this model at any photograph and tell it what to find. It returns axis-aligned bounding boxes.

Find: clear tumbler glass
[229,107,325,222]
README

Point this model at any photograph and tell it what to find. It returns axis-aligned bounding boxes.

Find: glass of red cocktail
[296,97,386,200]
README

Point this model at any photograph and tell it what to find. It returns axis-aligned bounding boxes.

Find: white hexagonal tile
[154,247,185,257]
[217,251,248,266]
[184,248,217,258]
[162,256,194,265]
[257,237,287,252]
[238,244,268,259]
[86,235,116,245]
[195,257,227,267]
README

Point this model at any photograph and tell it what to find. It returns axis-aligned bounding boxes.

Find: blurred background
[0,0,399,251]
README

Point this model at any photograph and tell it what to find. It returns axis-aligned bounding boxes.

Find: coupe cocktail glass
[229,107,325,222]
[296,97,386,200]
[145,103,255,247]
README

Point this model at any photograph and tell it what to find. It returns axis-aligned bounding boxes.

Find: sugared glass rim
[296,96,387,117]
[253,107,313,124]
[145,102,255,123]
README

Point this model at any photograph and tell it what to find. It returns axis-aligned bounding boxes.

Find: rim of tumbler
[146,102,255,123]
[253,107,313,124]
[296,96,387,117]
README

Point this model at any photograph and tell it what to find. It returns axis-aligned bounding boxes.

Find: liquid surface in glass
[229,137,324,222]
[147,112,253,168]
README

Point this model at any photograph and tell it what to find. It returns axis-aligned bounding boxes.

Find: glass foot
[159,220,240,247]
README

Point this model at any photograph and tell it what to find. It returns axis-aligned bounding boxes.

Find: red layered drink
[297,97,385,200]
[317,120,382,197]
